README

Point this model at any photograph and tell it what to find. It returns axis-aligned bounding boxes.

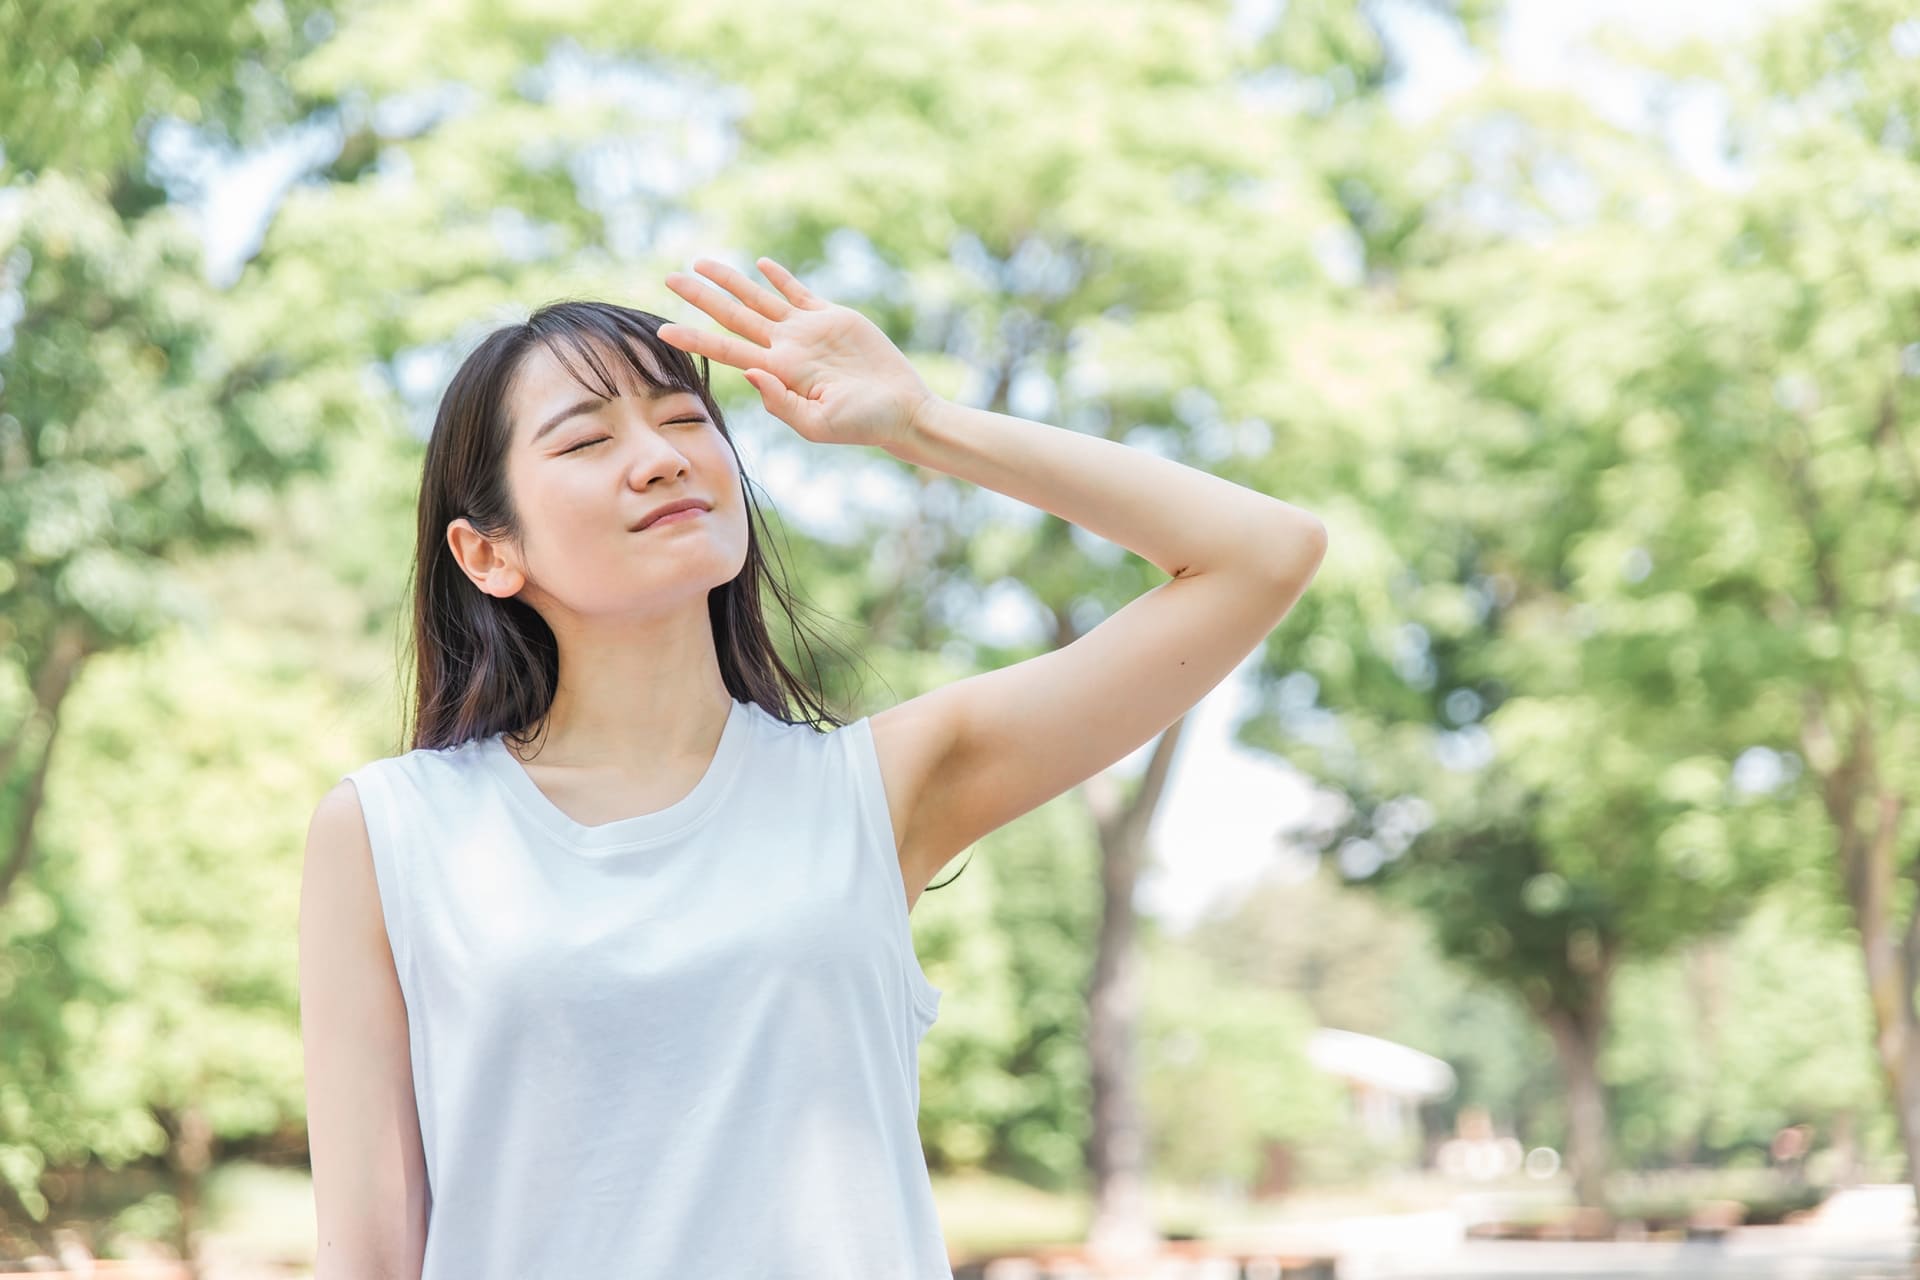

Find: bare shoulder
[312,777,366,830]
[301,779,387,954]
[866,688,969,911]
[307,779,373,871]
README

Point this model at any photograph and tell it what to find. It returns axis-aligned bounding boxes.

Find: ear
[446,518,526,598]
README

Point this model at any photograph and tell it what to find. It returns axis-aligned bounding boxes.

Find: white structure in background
[1307,1028,1456,1147]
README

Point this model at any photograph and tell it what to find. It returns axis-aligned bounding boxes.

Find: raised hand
[656,256,938,453]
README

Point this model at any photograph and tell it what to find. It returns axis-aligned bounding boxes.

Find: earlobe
[471,556,524,600]
[465,561,523,600]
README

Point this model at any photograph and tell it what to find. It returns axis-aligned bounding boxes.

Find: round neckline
[478,697,756,852]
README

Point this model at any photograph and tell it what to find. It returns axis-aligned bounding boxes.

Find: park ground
[77,1164,1918,1279]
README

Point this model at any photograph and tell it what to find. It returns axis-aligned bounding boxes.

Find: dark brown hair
[400,298,851,754]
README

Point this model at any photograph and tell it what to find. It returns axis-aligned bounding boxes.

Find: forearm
[888,396,1325,581]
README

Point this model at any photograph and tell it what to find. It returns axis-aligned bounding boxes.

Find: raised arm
[870,394,1324,899]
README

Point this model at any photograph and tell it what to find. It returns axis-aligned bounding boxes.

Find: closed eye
[563,417,708,454]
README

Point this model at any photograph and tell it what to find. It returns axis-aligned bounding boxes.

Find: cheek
[531,470,612,529]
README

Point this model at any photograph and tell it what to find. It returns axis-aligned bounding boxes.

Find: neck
[510,602,732,769]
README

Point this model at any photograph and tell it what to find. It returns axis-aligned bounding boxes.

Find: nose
[620,424,693,490]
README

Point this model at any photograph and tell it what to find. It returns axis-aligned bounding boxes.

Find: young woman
[298,256,1326,1278]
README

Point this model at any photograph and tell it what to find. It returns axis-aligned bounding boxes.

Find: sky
[172,0,1815,934]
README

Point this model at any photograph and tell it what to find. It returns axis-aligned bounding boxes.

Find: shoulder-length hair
[399,298,851,754]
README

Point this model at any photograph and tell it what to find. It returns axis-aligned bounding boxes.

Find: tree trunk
[0,1175,62,1257]
[1849,855,1920,1280]
[1542,995,1611,1210]
[158,1102,213,1277]
[1080,712,1188,1265]
[1803,693,1920,1274]
[0,620,94,911]
[1085,861,1154,1262]
[1838,788,1920,1242]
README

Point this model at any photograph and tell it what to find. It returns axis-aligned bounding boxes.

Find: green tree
[1230,7,1866,1210]
[1606,884,1892,1172]
[264,0,1498,1253]
[0,0,342,1249]
[1374,0,1920,1223]
[4,0,1507,1257]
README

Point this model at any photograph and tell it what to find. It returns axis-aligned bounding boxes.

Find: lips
[633,499,711,531]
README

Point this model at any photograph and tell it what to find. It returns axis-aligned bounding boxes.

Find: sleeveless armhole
[337,762,437,1205]
[845,716,943,1034]
[340,764,413,997]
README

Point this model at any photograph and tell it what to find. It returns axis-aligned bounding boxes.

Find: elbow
[1210,508,1327,592]
[1265,512,1328,591]
[1297,514,1330,567]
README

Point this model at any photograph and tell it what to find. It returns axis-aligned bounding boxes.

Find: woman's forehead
[517,333,678,397]
[510,337,705,434]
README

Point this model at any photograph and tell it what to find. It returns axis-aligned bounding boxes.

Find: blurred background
[2,0,1918,1275]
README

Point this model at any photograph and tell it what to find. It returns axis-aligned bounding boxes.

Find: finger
[655,320,769,375]
[744,368,823,441]
[691,256,794,325]
[664,271,775,347]
[755,257,829,310]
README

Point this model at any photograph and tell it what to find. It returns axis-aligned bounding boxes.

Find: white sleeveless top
[340,697,950,1277]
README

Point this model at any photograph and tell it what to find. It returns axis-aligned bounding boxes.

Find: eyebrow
[530,385,699,444]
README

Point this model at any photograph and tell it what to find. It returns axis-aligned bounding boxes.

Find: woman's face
[488,336,749,619]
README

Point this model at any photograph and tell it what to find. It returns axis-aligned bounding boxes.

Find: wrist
[890,392,947,465]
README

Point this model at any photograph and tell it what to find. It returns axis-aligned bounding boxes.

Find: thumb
[744,369,818,437]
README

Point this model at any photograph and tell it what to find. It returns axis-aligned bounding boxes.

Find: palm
[656,256,934,451]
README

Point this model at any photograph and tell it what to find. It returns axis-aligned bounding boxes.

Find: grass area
[195,1164,1105,1266]
[932,1170,1092,1257]
[195,1162,1313,1267]
[931,1169,1526,1256]
[184,1161,1568,1269]
[200,1162,319,1269]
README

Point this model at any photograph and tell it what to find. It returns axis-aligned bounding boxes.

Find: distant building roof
[1307,1027,1456,1100]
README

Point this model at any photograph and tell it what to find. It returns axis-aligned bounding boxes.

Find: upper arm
[299,779,431,1279]
[874,517,1327,901]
